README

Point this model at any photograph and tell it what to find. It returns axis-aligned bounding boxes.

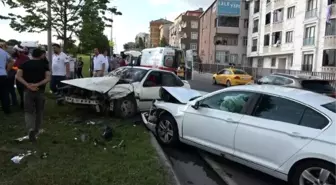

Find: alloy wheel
[157,120,174,143]
[120,100,134,117]
[299,167,335,185]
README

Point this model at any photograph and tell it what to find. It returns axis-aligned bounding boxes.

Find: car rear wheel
[114,95,137,118]
[155,114,179,146]
[226,80,231,87]
[290,160,335,185]
[212,78,217,85]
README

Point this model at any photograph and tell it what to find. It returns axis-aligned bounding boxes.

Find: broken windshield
[108,67,148,82]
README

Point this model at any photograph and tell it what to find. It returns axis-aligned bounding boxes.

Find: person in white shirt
[93,48,105,77]
[103,50,109,75]
[50,44,70,94]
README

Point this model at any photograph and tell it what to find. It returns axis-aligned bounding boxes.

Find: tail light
[234,76,240,79]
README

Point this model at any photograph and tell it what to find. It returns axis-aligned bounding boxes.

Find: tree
[137,37,145,49]
[0,38,5,42]
[159,37,168,47]
[123,43,130,50]
[6,0,110,52]
[78,0,111,54]
[7,39,20,46]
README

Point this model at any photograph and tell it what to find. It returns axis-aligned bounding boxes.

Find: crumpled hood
[61,76,120,93]
[161,86,207,104]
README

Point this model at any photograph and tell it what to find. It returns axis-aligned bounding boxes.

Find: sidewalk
[192,71,214,79]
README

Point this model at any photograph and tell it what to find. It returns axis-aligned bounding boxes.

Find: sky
[0,0,213,53]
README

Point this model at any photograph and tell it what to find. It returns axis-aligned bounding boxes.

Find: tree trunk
[62,0,68,52]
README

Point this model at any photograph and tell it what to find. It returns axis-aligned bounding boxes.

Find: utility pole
[47,0,52,68]
[109,7,115,55]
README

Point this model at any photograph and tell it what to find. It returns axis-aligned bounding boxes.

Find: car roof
[225,85,335,107]
[122,66,174,73]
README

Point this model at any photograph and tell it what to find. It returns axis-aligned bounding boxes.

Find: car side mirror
[191,101,200,109]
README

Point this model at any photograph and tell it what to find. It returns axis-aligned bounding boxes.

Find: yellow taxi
[212,68,253,87]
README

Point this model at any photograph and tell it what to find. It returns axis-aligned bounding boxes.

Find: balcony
[305,9,317,19]
[271,46,281,53]
[274,0,284,9]
[324,35,336,48]
[331,4,336,18]
[303,37,315,46]
[217,26,240,34]
[263,46,270,53]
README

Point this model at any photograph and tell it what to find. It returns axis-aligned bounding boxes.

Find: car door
[234,94,328,171]
[138,71,162,111]
[182,91,257,155]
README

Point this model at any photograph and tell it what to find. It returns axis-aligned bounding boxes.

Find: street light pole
[110,9,114,55]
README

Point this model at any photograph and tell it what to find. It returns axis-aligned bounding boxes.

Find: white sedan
[61,66,190,118]
[142,85,336,185]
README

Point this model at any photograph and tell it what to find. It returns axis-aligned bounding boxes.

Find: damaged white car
[142,85,336,185]
[60,66,190,118]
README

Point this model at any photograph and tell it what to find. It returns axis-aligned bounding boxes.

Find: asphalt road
[160,72,288,185]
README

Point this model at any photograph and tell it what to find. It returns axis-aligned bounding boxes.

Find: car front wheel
[290,160,335,185]
[226,80,231,87]
[155,114,179,146]
[114,95,137,118]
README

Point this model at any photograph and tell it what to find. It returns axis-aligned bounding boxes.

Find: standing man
[50,44,70,95]
[103,50,109,75]
[16,48,50,142]
[76,57,84,78]
[0,42,14,114]
[110,54,118,71]
[93,48,105,77]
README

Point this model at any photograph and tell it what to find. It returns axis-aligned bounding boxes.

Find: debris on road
[102,126,113,141]
[11,150,36,164]
[87,121,95,125]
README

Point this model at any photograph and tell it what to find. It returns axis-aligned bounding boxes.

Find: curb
[149,132,181,185]
[199,152,238,185]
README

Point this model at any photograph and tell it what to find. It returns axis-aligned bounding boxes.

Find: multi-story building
[169,8,203,55]
[199,0,249,64]
[135,32,150,48]
[159,23,173,45]
[247,0,336,72]
[149,18,173,47]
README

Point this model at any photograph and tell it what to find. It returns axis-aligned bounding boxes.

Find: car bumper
[231,79,253,85]
[141,112,156,132]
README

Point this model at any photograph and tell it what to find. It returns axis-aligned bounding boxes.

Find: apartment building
[247,0,336,72]
[135,32,150,48]
[169,8,203,55]
[159,23,173,44]
[149,19,173,47]
[199,0,249,64]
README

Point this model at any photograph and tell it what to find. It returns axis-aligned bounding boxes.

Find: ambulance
[140,47,194,80]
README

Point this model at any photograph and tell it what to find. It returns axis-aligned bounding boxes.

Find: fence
[194,62,336,87]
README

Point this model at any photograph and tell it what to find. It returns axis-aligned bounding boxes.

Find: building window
[265,13,271,25]
[253,19,259,33]
[287,6,295,19]
[257,58,263,67]
[303,26,315,45]
[190,43,197,50]
[191,21,198,29]
[252,39,257,52]
[273,9,284,23]
[215,51,230,63]
[271,58,276,67]
[305,0,317,18]
[230,54,238,64]
[245,2,249,10]
[215,35,238,46]
[285,31,293,43]
[288,55,293,67]
[217,16,239,27]
[243,36,248,46]
[191,32,198,39]
[302,54,313,71]
[254,0,260,13]
[264,34,270,46]
[322,49,336,67]
[244,19,249,28]
[272,31,282,45]
[325,19,336,36]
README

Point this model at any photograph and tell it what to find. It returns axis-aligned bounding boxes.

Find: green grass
[0,54,170,185]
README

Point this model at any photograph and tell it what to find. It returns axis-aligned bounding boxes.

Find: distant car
[60,66,190,118]
[142,85,336,185]
[253,73,336,98]
[212,68,253,87]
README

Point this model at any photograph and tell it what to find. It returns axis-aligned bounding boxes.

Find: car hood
[161,86,207,104]
[61,76,120,93]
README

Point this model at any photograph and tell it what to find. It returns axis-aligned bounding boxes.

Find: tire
[155,114,179,146]
[290,160,336,185]
[212,77,217,85]
[114,95,137,118]
[226,80,231,87]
